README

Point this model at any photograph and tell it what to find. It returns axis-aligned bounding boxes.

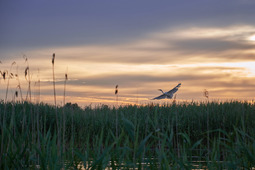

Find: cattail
[52,53,60,154]
[15,91,18,97]
[52,53,55,64]
[65,73,68,80]
[115,84,119,137]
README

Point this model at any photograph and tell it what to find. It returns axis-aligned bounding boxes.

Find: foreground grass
[0,101,255,169]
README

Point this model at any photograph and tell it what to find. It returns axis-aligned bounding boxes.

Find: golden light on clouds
[153,25,255,40]
[1,25,255,106]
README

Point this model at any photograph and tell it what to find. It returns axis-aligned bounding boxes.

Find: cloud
[131,25,255,63]
[56,25,255,64]
[2,24,255,66]
[1,24,255,105]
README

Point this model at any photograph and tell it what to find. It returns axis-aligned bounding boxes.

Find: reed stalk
[36,69,41,164]
[24,57,31,102]
[71,107,74,158]
[1,62,15,162]
[207,107,210,160]
[115,85,118,137]
[62,70,68,154]
[52,53,60,154]
[16,67,27,133]
[175,110,180,159]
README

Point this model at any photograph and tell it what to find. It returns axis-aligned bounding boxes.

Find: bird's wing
[153,94,167,100]
[166,83,181,94]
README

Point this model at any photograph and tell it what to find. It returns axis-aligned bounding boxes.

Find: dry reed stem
[1,62,16,163]
[115,85,118,137]
[52,53,60,155]
[62,68,68,154]
[24,57,32,102]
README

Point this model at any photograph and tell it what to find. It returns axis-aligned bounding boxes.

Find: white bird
[153,83,181,100]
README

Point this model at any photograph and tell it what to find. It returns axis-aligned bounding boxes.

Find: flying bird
[153,83,181,100]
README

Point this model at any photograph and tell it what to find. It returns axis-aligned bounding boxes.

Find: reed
[115,85,118,137]
[52,53,57,107]
[0,101,255,169]
[24,56,31,102]
[1,61,15,162]
[62,69,68,155]
[0,57,254,169]
[52,53,60,154]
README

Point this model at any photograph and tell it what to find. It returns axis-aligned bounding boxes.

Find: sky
[1,0,255,106]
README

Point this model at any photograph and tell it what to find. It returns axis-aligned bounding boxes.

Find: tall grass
[1,61,16,163]
[0,101,255,169]
[1,56,255,169]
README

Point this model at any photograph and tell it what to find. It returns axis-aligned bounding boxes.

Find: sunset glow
[249,35,255,41]
[1,1,255,106]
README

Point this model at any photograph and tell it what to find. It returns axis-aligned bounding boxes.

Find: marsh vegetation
[0,101,255,169]
[1,56,255,169]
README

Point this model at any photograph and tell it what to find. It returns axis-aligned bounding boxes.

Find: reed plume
[203,89,209,99]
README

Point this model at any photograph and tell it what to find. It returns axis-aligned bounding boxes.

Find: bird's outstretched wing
[152,83,181,100]
[166,83,181,94]
[153,94,166,100]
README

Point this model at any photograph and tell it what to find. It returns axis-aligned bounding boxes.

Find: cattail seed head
[15,91,18,97]
[52,53,55,64]
[65,73,68,80]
